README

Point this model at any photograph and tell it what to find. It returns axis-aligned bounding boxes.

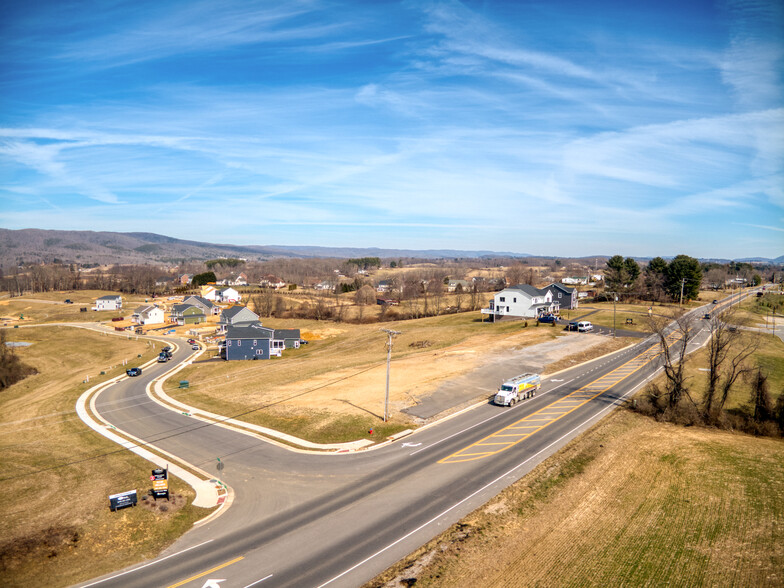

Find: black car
[157,354,169,363]
[126,367,142,377]
[712,299,718,304]
[566,321,579,331]
[64,299,73,304]
[538,314,557,323]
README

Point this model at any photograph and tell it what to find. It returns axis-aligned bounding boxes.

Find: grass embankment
[0,327,208,587]
[167,313,563,443]
[368,409,784,587]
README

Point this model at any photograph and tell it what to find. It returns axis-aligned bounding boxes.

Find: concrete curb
[74,332,231,514]
[148,347,374,454]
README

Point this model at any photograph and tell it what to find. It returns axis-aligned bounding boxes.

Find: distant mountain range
[0,228,780,267]
[0,228,530,266]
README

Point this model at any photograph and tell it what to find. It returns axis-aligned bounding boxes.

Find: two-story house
[481,284,558,321]
[541,283,578,310]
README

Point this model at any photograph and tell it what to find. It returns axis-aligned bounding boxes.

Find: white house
[132,305,164,325]
[94,295,122,311]
[215,287,241,303]
[200,285,217,300]
[481,285,558,320]
[562,276,589,285]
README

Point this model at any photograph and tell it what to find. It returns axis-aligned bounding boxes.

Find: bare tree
[454,283,464,311]
[750,369,772,423]
[703,310,757,419]
[252,290,275,317]
[354,285,376,322]
[648,311,698,409]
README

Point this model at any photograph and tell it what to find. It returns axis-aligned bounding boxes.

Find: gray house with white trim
[218,306,260,334]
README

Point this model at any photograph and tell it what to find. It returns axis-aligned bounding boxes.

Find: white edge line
[78,540,214,587]
[409,378,575,456]
[318,367,658,588]
[243,573,274,588]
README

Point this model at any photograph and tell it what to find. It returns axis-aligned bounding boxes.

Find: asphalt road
[79,295,749,588]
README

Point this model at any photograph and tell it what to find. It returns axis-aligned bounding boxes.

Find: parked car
[126,367,142,377]
[538,314,557,323]
[566,322,579,331]
[64,299,73,304]
[577,321,593,332]
[191,344,199,350]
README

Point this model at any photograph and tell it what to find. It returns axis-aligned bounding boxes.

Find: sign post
[150,467,169,500]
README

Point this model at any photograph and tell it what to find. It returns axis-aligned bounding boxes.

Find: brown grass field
[368,409,784,588]
[0,326,207,587]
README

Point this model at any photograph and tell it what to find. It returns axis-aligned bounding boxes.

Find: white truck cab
[494,373,541,406]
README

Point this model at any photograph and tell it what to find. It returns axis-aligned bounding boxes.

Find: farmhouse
[447,279,470,292]
[94,295,122,311]
[481,284,558,320]
[131,305,164,325]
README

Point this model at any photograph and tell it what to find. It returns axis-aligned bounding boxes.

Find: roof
[184,295,215,309]
[274,329,301,340]
[544,283,575,295]
[226,323,274,340]
[172,303,204,314]
[221,305,257,320]
[133,304,156,314]
[506,284,548,297]
[97,295,121,300]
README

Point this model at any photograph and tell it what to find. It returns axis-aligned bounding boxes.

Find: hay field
[370,409,784,587]
[0,327,205,587]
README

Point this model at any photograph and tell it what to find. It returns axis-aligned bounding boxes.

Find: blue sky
[1,0,782,259]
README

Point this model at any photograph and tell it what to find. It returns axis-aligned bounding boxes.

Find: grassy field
[368,409,784,588]
[167,312,567,442]
[0,326,209,587]
[0,290,155,325]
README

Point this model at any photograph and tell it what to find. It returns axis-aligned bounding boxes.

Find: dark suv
[538,315,557,323]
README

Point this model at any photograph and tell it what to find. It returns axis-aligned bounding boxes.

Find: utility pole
[606,291,618,338]
[380,328,401,422]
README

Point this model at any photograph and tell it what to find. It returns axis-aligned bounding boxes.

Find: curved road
[78,295,749,588]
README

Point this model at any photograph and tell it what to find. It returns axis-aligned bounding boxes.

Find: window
[506,306,510,312]
[559,293,562,298]
[253,340,257,345]
[500,296,505,302]
[227,340,231,346]
[513,298,517,303]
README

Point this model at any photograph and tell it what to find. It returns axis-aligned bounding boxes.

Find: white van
[577,321,593,332]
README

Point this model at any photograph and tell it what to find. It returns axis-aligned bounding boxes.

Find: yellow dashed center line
[439,333,679,464]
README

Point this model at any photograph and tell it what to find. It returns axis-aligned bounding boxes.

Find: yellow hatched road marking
[439,336,681,464]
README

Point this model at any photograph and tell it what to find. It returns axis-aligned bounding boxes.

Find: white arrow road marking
[401,442,422,447]
[550,379,564,382]
[202,580,226,588]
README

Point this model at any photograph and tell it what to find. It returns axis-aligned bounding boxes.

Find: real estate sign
[109,489,137,512]
[150,468,169,499]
